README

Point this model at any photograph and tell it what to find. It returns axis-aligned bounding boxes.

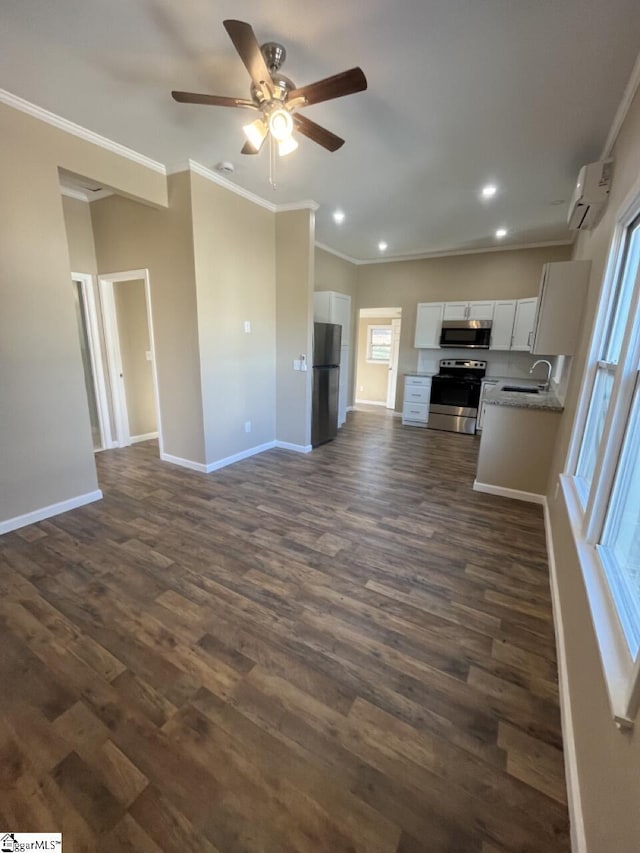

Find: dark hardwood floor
[0,410,569,852]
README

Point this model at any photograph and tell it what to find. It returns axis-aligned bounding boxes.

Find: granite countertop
[484,381,564,412]
[405,372,435,377]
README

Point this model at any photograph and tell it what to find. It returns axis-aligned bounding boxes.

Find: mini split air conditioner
[567,160,613,230]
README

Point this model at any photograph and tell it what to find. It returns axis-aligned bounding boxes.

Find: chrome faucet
[530,359,553,391]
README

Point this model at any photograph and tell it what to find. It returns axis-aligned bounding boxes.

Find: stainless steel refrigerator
[312,322,342,447]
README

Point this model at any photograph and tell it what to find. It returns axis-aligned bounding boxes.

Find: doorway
[99,269,163,453]
[355,308,402,410]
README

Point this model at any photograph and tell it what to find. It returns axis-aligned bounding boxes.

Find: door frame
[72,272,113,450]
[98,269,164,454]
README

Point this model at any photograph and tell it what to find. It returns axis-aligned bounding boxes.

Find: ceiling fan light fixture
[278,135,298,157]
[243,118,268,151]
[268,108,293,142]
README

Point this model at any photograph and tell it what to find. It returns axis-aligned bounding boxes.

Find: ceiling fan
[171,19,367,157]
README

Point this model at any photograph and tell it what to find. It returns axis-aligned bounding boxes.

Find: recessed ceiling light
[333,210,345,224]
[481,184,497,199]
[495,227,508,239]
[378,241,388,252]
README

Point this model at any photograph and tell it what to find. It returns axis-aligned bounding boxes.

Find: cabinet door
[477,380,499,431]
[415,302,444,348]
[443,302,468,321]
[313,292,331,323]
[468,301,495,321]
[491,300,517,350]
[531,261,590,355]
[331,293,352,346]
[511,298,538,351]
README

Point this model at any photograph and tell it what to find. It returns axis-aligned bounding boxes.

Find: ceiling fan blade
[172,91,255,109]
[223,19,273,93]
[288,67,367,107]
[293,114,344,152]
[241,140,260,155]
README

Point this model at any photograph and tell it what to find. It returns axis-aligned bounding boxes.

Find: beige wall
[356,245,572,409]
[315,248,359,407]
[62,196,98,274]
[0,102,166,524]
[355,316,393,403]
[90,174,206,465]
[190,173,276,464]
[114,279,156,438]
[545,85,640,852]
[276,210,314,447]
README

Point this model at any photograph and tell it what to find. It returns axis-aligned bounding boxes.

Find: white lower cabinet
[477,378,500,432]
[402,375,431,427]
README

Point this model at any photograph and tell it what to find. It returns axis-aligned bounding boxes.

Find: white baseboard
[205,441,277,472]
[160,452,208,473]
[355,399,387,406]
[543,499,586,853]
[162,440,313,475]
[130,431,159,444]
[472,480,546,505]
[274,441,312,453]
[346,406,355,412]
[0,489,103,536]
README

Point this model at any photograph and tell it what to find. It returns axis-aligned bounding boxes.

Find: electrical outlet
[145,351,152,361]
[244,421,252,433]
[244,320,251,333]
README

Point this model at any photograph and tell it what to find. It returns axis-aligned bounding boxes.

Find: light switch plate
[244,320,251,333]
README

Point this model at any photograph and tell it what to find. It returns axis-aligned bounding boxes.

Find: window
[564,196,640,728]
[367,325,392,362]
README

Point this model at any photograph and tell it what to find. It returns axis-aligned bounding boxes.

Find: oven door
[430,376,481,410]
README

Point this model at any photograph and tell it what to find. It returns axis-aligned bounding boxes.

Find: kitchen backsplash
[416,348,567,385]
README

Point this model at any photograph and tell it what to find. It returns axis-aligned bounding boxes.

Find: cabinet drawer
[402,402,428,422]
[403,385,430,404]
[405,375,431,387]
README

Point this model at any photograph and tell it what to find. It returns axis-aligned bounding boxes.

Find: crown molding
[0,88,166,175]
[183,159,276,211]
[601,47,640,159]
[178,159,319,214]
[354,238,575,266]
[276,200,319,213]
[314,241,360,264]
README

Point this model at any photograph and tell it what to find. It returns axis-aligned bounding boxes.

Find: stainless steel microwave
[439,320,492,349]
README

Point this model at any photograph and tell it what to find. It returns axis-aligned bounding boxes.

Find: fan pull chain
[269,134,277,190]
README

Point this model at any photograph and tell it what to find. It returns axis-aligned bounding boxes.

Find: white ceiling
[2,0,639,261]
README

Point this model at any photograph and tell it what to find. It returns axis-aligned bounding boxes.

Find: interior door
[386,318,401,409]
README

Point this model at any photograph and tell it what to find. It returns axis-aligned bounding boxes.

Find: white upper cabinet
[442,301,494,321]
[443,302,468,321]
[531,260,591,355]
[511,298,538,350]
[415,302,444,348]
[490,300,517,350]
[468,301,495,321]
[314,291,351,346]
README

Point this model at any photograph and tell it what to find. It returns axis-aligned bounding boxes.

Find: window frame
[563,174,640,729]
[366,324,393,364]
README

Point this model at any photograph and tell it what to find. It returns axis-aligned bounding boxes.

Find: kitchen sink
[502,385,540,394]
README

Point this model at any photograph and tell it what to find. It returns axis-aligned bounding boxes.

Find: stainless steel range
[428,359,486,434]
